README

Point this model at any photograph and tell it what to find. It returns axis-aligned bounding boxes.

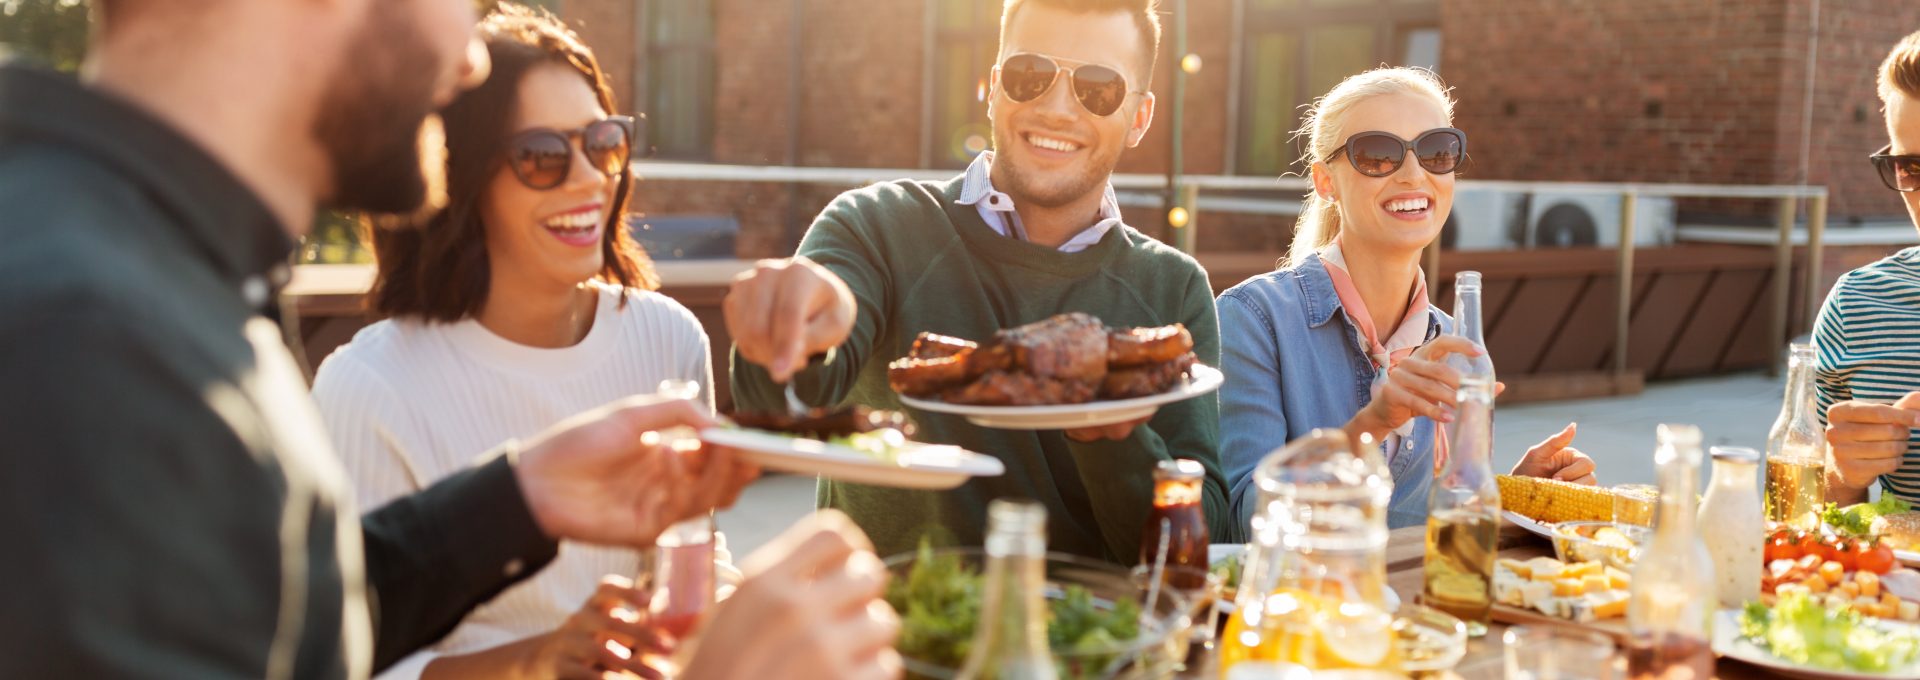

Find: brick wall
[1442,0,1920,223]
[571,0,1264,258]
[569,0,1918,260]
[1783,0,1920,224]
[562,0,637,111]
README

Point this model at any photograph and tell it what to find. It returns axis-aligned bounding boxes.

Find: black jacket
[0,63,559,678]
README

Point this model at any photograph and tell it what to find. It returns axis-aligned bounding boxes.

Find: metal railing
[632,161,1832,379]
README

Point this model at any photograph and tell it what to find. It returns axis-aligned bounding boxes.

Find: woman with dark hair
[311,6,716,678]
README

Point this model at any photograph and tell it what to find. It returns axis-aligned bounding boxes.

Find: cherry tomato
[1857,540,1897,575]
[1831,537,1859,571]
[1797,533,1830,561]
[1766,532,1803,562]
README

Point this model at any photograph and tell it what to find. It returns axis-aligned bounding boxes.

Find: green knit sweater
[731,176,1234,563]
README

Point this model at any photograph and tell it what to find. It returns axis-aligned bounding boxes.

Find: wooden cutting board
[1488,603,1633,642]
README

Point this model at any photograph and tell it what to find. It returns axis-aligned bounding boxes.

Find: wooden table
[1182,524,1785,679]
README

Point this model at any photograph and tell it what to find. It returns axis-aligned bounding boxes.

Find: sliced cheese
[1527,557,1566,582]
[1500,558,1533,580]
[1589,590,1630,619]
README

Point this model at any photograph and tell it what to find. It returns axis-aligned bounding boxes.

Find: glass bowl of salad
[883,544,1195,680]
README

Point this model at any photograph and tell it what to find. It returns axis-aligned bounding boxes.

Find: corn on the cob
[1497,474,1614,524]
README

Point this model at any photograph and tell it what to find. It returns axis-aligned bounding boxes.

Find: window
[1236,0,1440,176]
[644,0,716,159]
[927,0,999,169]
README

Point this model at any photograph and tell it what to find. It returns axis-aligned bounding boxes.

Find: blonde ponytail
[1281,66,1455,269]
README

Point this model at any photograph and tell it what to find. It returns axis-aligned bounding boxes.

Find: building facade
[541,0,1920,259]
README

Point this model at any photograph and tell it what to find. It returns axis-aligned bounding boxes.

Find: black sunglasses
[994,52,1145,118]
[1325,128,1468,178]
[506,115,641,190]
[1871,144,1920,193]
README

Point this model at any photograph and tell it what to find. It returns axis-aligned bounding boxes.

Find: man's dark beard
[988,126,1122,210]
[312,2,447,217]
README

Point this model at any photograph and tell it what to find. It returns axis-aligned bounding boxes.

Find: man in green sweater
[727,0,1234,563]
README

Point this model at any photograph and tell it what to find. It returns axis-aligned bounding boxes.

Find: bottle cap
[1709,446,1761,464]
[1155,458,1205,481]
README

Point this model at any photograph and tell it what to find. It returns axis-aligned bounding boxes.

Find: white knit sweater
[310,282,712,680]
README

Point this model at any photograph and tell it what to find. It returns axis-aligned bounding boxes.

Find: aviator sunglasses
[994,53,1145,118]
[506,115,641,190]
[1325,127,1468,178]
[1870,144,1920,192]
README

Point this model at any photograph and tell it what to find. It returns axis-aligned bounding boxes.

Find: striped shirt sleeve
[1812,247,1920,503]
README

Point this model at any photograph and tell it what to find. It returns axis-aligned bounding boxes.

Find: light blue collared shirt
[955,151,1122,253]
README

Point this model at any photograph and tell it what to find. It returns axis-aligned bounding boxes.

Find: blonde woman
[1216,67,1596,528]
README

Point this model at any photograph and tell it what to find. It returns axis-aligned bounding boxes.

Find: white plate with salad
[1714,595,1920,679]
[700,426,1004,490]
[1821,496,1920,567]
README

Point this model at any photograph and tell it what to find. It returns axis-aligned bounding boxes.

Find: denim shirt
[1216,253,1452,530]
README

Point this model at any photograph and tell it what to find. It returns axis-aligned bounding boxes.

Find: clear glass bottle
[1626,424,1716,680]
[1448,271,1497,383]
[1141,459,1210,590]
[957,499,1057,680]
[1424,377,1500,637]
[1697,446,1764,609]
[1221,430,1399,676]
[1766,343,1828,529]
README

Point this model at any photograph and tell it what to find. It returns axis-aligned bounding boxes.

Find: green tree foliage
[0,0,91,72]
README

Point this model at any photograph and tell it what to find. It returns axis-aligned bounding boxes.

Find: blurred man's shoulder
[0,148,203,325]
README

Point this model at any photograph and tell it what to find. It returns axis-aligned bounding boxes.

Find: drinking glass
[1503,625,1617,680]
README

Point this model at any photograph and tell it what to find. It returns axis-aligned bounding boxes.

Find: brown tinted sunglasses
[506,115,642,190]
[994,53,1144,117]
[1326,128,1468,178]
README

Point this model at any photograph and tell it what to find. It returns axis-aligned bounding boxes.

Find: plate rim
[1502,510,1557,539]
[697,426,1005,477]
[896,363,1223,417]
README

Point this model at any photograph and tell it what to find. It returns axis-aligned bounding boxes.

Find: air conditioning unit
[1523,192,1676,248]
[1442,188,1676,251]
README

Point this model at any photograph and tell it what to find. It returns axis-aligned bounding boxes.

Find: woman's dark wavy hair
[368,3,657,321]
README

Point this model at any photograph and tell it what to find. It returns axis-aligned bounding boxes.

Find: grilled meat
[942,371,1099,406]
[732,405,911,439]
[908,332,976,360]
[1107,324,1193,367]
[1099,352,1196,399]
[891,315,1200,406]
[995,312,1109,381]
[888,354,971,397]
[964,340,1014,379]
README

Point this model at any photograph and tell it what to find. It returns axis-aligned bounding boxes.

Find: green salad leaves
[1740,592,1920,673]
[885,541,1145,680]
[1210,551,1243,593]
[828,428,910,466]
[1822,496,1915,537]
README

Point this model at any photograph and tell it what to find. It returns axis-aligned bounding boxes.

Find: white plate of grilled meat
[705,406,1005,490]
[889,313,1224,430]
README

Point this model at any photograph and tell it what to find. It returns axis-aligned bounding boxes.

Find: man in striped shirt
[1819,29,1920,505]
